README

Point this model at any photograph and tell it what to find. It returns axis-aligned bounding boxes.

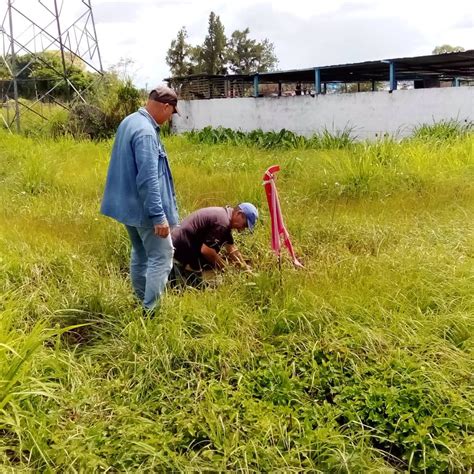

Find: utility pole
[1,0,104,133]
[7,0,20,133]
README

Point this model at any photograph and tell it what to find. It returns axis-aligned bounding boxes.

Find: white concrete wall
[172,87,474,140]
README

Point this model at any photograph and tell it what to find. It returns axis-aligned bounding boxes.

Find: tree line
[166,12,278,77]
[0,51,95,100]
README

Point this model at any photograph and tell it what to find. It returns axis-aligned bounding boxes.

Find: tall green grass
[0,101,70,138]
[412,118,473,141]
[0,129,473,471]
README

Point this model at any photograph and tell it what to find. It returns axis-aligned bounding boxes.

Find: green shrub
[67,103,111,140]
[66,79,143,139]
[185,126,356,150]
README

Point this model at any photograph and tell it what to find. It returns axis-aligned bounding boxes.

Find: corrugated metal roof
[165,50,474,84]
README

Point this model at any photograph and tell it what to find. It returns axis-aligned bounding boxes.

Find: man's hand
[154,222,170,238]
[225,244,248,269]
[201,244,226,270]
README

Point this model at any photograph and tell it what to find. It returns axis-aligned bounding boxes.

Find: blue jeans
[125,225,174,310]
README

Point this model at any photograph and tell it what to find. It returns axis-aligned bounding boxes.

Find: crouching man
[169,203,258,287]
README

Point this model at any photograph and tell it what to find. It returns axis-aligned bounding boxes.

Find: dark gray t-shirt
[172,206,234,269]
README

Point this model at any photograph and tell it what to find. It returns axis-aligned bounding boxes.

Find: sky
[8,0,474,88]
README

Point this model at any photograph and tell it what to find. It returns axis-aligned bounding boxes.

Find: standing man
[101,86,180,310]
[170,203,258,287]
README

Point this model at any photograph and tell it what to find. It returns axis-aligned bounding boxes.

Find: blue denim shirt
[100,108,179,228]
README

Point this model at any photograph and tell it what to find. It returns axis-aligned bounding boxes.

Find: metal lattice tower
[1,0,103,132]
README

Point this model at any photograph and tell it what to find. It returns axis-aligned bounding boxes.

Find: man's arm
[134,135,169,237]
[201,244,226,270]
[224,244,251,271]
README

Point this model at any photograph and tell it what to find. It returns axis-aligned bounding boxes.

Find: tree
[30,51,93,95]
[165,12,279,78]
[188,45,205,75]
[0,51,93,99]
[166,27,192,77]
[201,12,227,75]
[108,57,138,81]
[227,28,278,74]
[432,44,465,54]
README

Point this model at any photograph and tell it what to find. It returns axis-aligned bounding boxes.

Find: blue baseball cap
[238,202,258,231]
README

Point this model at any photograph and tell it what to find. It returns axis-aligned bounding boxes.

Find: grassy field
[0,129,473,472]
